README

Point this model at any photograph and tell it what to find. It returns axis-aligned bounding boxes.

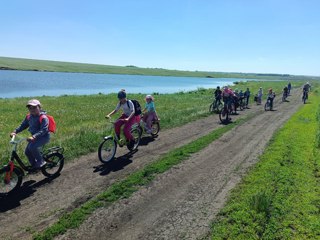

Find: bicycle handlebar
[10,135,27,145]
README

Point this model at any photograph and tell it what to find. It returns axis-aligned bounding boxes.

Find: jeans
[25,134,50,168]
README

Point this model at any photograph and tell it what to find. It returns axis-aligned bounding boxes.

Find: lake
[0,70,242,98]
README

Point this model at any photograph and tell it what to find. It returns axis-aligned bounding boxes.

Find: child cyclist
[10,99,49,172]
[106,90,136,149]
[142,95,158,134]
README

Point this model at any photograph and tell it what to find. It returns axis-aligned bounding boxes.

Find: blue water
[0,70,242,98]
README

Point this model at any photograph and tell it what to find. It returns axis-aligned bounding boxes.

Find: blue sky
[1,0,319,76]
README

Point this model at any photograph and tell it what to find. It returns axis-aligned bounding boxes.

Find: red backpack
[27,113,56,133]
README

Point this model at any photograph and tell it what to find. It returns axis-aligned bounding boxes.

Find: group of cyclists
[212,81,312,115]
[9,81,312,172]
[10,90,158,171]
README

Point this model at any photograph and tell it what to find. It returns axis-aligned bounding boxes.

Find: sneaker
[40,161,47,168]
[127,140,135,150]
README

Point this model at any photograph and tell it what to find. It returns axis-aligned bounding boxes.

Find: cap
[26,99,41,107]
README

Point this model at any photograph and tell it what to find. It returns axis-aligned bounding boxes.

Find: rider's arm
[14,117,29,134]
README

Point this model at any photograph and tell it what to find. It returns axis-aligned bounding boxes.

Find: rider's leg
[146,112,156,133]
[115,115,126,139]
[123,117,136,141]
[25,135,50,168]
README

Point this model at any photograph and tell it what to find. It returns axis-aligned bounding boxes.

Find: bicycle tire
[264,102,268,111]
[0,166,23,196]
[219,108,229,123]
[98,137,117,163]
[217,102,224,113]
[209,103,214,112]
[41,152,64,178]
[151,121,160,136]
[128,127,141,151]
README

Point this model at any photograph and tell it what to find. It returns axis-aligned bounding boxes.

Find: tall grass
[210,84,320,239]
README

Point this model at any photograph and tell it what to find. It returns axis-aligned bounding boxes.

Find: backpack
[127,99,142,116]
[27,113,56,133]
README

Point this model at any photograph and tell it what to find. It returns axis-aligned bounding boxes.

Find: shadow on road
[0,177,56,213]
[93,150,138,176]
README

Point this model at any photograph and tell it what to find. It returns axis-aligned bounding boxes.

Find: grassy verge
[33,115,250,240]
[210,88,320,239]
[0,81,304,166]
[2,56,317,80]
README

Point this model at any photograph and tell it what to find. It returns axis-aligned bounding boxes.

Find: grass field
[210,84,320,239]
[1,56,318,80]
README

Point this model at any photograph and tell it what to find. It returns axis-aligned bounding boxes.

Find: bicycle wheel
[129,127,141,151]
[209,103,215,112]
[0,166,23,196]
[264,102,268,111]
[41,152,64,178]
[151,121,160,136]
[217,102,224,113]
[219,108,229,123]
[98,137,117,163]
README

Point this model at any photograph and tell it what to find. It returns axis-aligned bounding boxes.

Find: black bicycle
[302,90,308,104]
[209,98,223,113]
[264,98,273,111]
[0,136,64,196]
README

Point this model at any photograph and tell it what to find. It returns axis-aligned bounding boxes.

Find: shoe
[40,161,47,168]
[127,140,135,150]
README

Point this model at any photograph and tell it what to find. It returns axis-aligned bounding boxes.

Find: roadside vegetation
[1,56,318,81]
[210,84,320,239]
[0,81,302,165]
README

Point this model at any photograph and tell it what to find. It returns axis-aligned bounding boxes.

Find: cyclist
[283,85,289,100]
[244,87,251,108]
[106,90,136,149]
[142,94,158,134]
[10,99,49,171]
[213,86,222,106]
[302,82,311,100]
[222,86,236,112]
[288,82,292,95]
[266,88,276,110]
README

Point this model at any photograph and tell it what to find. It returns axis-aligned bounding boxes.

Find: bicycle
[282,92,288,102]
[264,98,273,111]
[137,114,160,137]
[238,97,246,111]
[219,102,232,123]
[302,90,308,104]
[98,117,142,164]
[209,98,223,113]
[0,136,64,196]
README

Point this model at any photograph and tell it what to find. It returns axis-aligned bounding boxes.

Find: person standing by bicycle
[257,87,263,105]
[213,86,222,106]
[283,85,289,100]
[106,90,136,149]
[244,87,251,108]
[267,88,276,110]
[288,82,292,95]
[10,99,49,171]
[302,82,311,100]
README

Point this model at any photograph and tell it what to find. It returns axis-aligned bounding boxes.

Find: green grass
[0,81,305,166]
[33,116,249,240]
[210,86,320,239]
[1,56,319,80]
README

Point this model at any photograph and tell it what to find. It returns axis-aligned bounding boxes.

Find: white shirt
[115,100,135,117]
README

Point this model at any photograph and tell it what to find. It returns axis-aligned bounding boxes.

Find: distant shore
[1,56,318,80]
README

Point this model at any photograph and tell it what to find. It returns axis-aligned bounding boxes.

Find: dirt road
[0,91,301,240]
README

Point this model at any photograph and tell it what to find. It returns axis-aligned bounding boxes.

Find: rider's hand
[124,118,129,122]
[10,132,16,138]
[27,136,35,142]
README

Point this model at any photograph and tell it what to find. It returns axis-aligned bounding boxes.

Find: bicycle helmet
[117,91,126,99]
